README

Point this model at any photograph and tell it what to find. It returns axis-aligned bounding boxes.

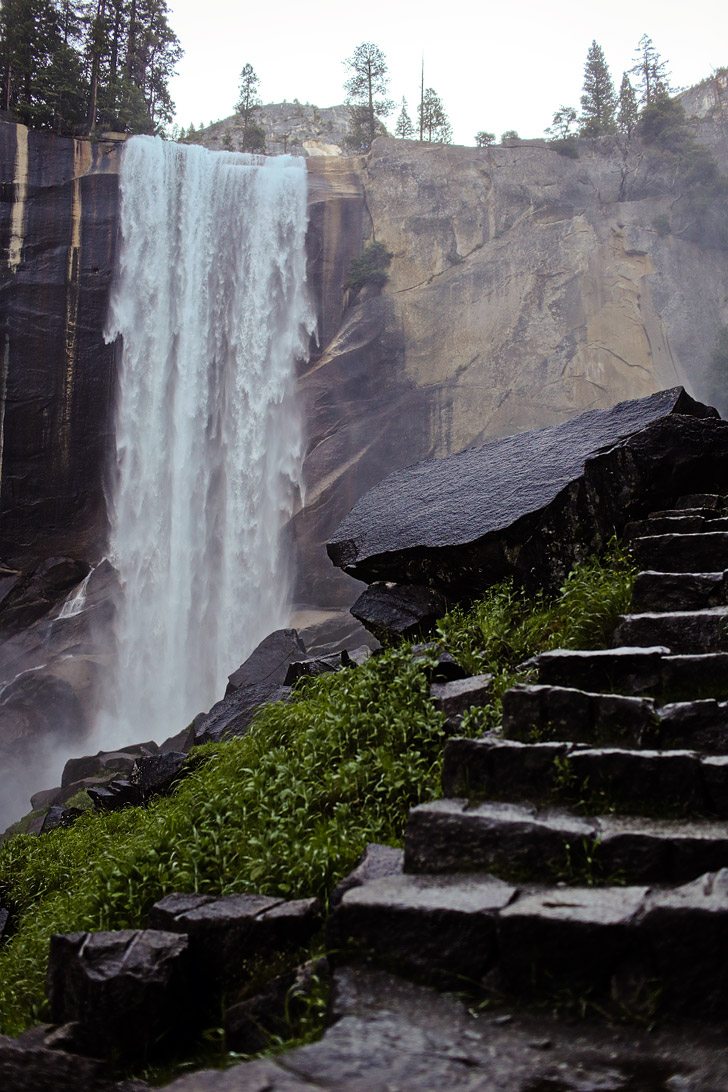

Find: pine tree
[0,0,181,134]
[343,42,394,150]
[546,106,577,140]
[475,131,494,147]
[418,87,452,143]
[236,62,264,152]
[617,73,638,136]
[394,96,413,139]
[630,34,671,106]
[580,40,616,136]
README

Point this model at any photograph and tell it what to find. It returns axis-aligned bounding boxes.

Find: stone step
[632,533,728,573]
[613,607,728,653]
[535,647,728,701]
[630,570,728,612]
[501,683,728,752]
[626,515,710,537]
[441,734,728,817]
[502,684,658,747]
[673,493,726,511]
[329,861,728,1013]
[404,799,728,885]
[649,507,722,520]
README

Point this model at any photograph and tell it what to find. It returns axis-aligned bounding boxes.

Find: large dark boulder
[225,628,307,695]
[327,388,726,598]
[147,892,322,990]
[46,929,190,1058]
[192,681,292,746]
[350,583,449,641]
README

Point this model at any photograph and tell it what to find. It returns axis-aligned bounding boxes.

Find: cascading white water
[99,135,313,745]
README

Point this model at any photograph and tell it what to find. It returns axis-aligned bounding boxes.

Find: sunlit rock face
[293,132,728,609]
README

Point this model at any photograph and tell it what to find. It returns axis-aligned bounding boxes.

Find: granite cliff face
[2,100,728,618]
[294,113,728,611]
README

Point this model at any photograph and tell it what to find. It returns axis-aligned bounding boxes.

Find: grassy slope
[0,541,634,1036]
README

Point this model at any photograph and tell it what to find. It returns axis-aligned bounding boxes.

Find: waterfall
[99,136,313,745]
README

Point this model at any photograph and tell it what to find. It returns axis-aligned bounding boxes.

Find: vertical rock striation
[0,122,122,560]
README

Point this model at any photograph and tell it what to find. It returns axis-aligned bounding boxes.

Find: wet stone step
[674,493,727,510]
[613,607,728,654]
[625,515,709,537]
[502,683,728,752]
[403,799,728,885]
[441,735,728,817]
[502,684,659,748]
[327,870,517,985]
[497,871,728,1014]
[533,646,667,696]
[329,859,728,1014]
[630,570,728,612]
[535,647,728,701]
[649,507,723,519]
[632,533,728,573]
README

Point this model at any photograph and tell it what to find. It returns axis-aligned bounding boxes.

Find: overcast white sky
[167,0,726,146]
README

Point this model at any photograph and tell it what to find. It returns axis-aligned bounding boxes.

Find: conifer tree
[236,62,265,151]
[617,73,639,136]
[546,106,577,140]
[0,0,181,134]
[630,34,671,106]
[418,87,452,143]
[343,42,394,150]
[394,96,413,138]
[580,40,617,136]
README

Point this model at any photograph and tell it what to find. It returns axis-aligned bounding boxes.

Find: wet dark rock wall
[0,122,122,562]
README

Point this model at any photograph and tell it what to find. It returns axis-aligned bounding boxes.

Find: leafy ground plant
[0,539,635,1040]
[437,537,635,673]
[0,646,446,1035]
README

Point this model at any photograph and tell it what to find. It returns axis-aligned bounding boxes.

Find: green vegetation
[344,240,393,293]
[652,213,672,237]
[0,539,635,1041]
[0,0,182,134]
[418,87,452,143]
[394,97,414,139]
[343,42,394,151]
[580,40,617,136]
[0,645,446,1035]
[438,539,636,675]
[236,62,265,153]
[546,105,578,142]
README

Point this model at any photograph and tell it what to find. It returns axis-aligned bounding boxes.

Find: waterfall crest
[101,135,312,744]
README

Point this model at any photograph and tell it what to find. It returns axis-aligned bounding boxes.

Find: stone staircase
[329,493,728,1017]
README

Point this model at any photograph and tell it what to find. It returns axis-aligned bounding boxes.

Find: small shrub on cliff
[344,240,393,293]
[550,138,580,158]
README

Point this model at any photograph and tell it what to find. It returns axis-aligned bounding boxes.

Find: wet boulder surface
[327,387,726,597]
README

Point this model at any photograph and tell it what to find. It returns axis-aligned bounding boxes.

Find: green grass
[0,538,636,1039]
